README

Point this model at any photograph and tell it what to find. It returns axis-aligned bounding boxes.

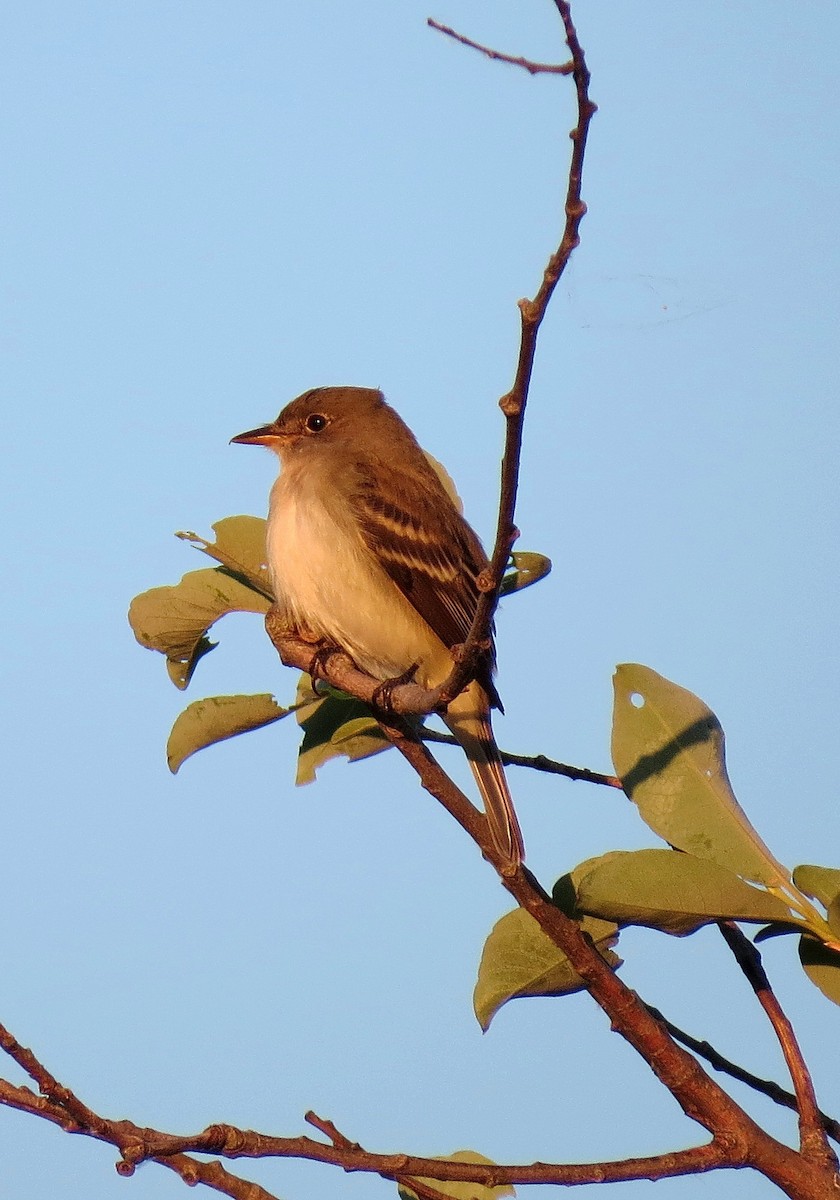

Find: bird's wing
[351,466,489,656]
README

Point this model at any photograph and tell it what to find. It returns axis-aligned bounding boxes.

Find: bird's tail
[444,684,524,870]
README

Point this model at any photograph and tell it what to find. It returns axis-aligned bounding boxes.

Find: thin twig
[394,1176,453,1200]
[644,1005,840,1146]
[420,727,622,788]
[305,1110,356,1150]
[269,628,624,792]
[428,18,572,75]
[0,1075,280,1200]
[0,1022,110,1140]
[439,0,597,707]
[154,1154,281,1200]
[718,923,838,1170]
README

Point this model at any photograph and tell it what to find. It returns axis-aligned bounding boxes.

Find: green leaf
[167,693,294,773]
[294,675,390,784]
[397,1150,515,1200]
[500,552,552,596]
[473,907,620,1031]
[792,865,840,909]
[129,567,271,690]
[571,849,798,936]
[166,635,215,690]
[176,515,273,600]
[829,897,840,939]
[799,937,840,1007]
[611,665,790,887]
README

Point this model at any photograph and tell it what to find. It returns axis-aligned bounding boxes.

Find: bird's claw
[372,662,421,715]
[307,641,344,685]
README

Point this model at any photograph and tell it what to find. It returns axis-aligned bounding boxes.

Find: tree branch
[0,1069,747,1190]
[718,923,838,1170]
[0,1073,279,1200]
[369,725,838,1198]
[644,1006,840,1147]
[420,727,623,788]
[437,0,597,708]
[257,6,839,1188]
[271,626,623,791]
[427,18,573,75]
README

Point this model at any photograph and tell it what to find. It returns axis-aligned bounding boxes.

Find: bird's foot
[307,640,346,686]
[372,662,421,715]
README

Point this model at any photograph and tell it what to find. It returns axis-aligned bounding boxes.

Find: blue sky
[1,3,838,1198]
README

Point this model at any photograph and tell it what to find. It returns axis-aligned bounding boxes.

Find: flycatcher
[232,386,524,868]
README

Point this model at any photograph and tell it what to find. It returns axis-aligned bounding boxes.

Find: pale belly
[267,477,451,687]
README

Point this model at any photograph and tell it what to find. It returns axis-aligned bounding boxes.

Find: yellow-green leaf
[799,937,840,1007]
[165,636,215,690]
[500,552,552,596]
[572,849,798,936]
[167,693,294,773]
[397,1150,515,1200]
[294,675,389,785]
[611,665,789,887]
[473,907,619,1031]
[792,865,840,909]
[176,515,273,600]
[129,567,271,690]
[829,897,840,938]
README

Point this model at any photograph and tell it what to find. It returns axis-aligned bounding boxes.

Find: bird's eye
[305,413,328,433]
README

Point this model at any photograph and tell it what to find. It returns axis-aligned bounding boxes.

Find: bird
[232,386,524,868]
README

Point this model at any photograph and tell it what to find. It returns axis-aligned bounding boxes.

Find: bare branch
[718,924,839,1170]
[428,18,572,75]
[0,1068,739,1188]
[440,0,597,706]
[420,727,623,788]
[0,1069,280,1200]
[644,1006,840,1147]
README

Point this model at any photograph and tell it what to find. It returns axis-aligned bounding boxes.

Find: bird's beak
[230,422,280,446]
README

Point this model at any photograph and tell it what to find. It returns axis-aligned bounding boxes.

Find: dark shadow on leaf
[551,873,578,917]
[621,715,720,795]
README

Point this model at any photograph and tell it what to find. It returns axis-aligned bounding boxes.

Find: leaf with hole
[611,665,790,887]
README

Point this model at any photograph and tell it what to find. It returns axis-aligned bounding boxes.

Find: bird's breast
[266,471,450,686]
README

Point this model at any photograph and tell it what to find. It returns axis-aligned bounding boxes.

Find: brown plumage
[232,387,524,868]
